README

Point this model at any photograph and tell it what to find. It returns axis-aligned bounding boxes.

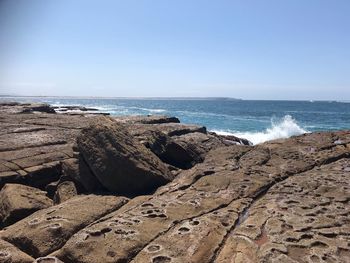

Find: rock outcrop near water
[0,102,349,263]
[77,117,174,195]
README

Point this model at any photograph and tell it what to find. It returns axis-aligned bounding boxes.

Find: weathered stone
[131,123,207,137]
[114,115,180,124]
[77,117,173,195]
[0,194,129,258]
[0,239,34,263]
[21,103,56,114]
[0,184,52,227]
[61,157,102,192]
[214,132,252,146]
[132,129,242,169]
[132,129,198,169]
[0,104,108,190]
[215,158,350,263]
[54,131,350,263]
[23,161,62,189]
[1,103,350,263]
[130,199,250,263]
[172,132,226,164]
[45,180,60,198]
[53,181,78,204]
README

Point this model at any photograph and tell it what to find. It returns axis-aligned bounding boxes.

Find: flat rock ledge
[0,102,349,263]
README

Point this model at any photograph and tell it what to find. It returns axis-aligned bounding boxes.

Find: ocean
[2,97,350,145]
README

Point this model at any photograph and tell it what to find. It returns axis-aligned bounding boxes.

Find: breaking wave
[214,115,308,145]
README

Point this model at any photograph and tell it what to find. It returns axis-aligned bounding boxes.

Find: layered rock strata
[0,102,348,263]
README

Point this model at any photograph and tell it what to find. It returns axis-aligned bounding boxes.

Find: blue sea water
[1,97,350,144]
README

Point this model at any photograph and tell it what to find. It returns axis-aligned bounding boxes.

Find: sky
[0,0,349,100]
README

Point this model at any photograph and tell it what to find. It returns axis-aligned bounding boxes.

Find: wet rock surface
[0,102,349,263]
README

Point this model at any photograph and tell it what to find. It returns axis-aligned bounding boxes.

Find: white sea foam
[135,107,166,113]
[146,108,166,113]
[213,115,308,145]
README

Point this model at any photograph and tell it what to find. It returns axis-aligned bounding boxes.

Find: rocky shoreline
[0,102,349,263]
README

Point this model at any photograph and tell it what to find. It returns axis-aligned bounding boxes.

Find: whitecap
[213,115,308,145]
[126,106,166,113]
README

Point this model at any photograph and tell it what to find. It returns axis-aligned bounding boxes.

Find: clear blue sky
[0,0,349,99]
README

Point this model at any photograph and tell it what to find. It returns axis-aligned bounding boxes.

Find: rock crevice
[0,102,349,263]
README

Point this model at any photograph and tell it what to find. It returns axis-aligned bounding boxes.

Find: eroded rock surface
[0,103,248,192]
[0,102,349,263]
[54,131,350,263]
[0,183,52,227]
[215,159,350,263]
[53,181,78,204]
[0,194,128,258]
[0,239,34,263]
[61,157,103,193]
[77,117,174,195]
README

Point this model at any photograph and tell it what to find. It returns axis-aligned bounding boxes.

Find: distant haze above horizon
[0,0,349,100]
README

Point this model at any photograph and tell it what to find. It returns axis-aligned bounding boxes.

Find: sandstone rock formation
[61,157,103,193]
[0,103,248,192]
[0,102,349,263]
[77,117,174,195]
[53,181,78,204]
[0,239,34,263]
[114,115,180,124]
[0,194,128,258]
[0,183,52,227]
[54,131,350,263]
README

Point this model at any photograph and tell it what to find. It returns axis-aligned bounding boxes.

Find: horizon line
[0,95,349,102]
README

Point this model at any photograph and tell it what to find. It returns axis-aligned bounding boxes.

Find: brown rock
[45,180,60,198]
[133,122,207,137]
[172,132,227,164]
[215,158,350,263]
[61,157,102,192]
[54,131,350,263]
[114,115,180,124]
[0,194,128,258]
[0,103,109,190]
[77,117,173,195]
[214,133,252,146]
[1,103,350,263]
[132,128,234,169]
[0,239,34,263]
[0,183,52,227]
[21,103,56,114]
[130,199,250,263]
[132,129,197,169]
[53,181,78,204]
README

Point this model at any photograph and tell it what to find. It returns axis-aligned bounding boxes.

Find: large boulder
[77,117,173,195]
[0,183,53,227]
